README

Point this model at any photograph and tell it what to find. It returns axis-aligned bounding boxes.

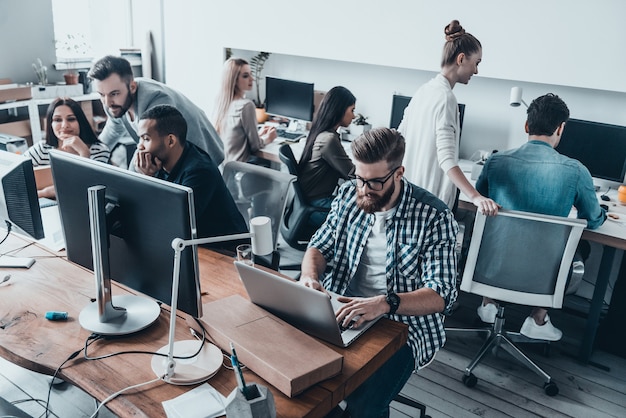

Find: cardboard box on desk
[0,83,32,103]
[193,294,343,397]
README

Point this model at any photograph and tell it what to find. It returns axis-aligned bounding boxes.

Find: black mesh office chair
[446,209,586,396]
[278,144,330,251]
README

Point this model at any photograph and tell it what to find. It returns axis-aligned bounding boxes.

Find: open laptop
[235,262,382,347]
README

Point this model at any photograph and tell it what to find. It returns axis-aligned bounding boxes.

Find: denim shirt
[476,140,606,229]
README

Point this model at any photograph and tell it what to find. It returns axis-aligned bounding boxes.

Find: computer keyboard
[278,131,305,141]
[39,197,58,209]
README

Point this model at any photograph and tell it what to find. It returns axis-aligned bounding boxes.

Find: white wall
[163,0,626,159]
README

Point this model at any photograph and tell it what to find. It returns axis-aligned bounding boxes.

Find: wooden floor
[392,291,626,418]
[2,238,625,418]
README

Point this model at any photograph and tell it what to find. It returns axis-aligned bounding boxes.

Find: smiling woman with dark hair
[24,97,110,198]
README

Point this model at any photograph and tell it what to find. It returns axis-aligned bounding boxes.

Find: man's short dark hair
[140,105,188,145]
[88,55,134,84]
[351,128,405,169]
[526,93,570,136]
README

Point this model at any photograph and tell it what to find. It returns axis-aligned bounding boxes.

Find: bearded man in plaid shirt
[300,127,459,418]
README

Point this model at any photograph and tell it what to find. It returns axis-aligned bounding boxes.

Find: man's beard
[356,180,395,214]
[109,91,133,118]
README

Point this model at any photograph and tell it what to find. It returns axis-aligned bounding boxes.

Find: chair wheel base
[544,381,559,396]
[462,373,477,388]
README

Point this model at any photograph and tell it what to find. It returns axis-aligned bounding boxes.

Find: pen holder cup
[226,383,276,418]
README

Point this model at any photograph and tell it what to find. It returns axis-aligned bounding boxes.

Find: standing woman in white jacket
[399,19,497,216]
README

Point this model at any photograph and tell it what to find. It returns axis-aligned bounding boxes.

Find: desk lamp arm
[164,232,254,379]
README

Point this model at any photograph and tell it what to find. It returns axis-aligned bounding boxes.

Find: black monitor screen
[265,76,315,122]
[0,151,44,240]
[51,151,201,317]
[556,118,626,183]
[390,94,465,140]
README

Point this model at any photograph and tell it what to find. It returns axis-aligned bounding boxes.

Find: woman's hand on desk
[259,125,277,145]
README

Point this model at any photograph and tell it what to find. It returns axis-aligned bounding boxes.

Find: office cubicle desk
[457,162,626,365]
[0,233,407,418]
[256,136,354,165]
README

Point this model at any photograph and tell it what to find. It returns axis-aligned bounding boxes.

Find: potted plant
[249,51,271,123]
[350,113,372,136]
[56,33,92,85]
[32,58,48,86]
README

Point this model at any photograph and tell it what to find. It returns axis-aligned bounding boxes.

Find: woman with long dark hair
[298,86,356,227]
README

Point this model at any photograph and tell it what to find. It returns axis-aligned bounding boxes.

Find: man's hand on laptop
[300,275,327,293]
[335,295,387,329]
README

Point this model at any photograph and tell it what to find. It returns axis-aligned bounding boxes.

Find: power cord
[84,317,208,361]
[45,333,102,418]
[0,220,12,246]
[89,376,163,418]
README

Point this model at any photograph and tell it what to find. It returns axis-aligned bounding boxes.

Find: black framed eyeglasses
[350,166,400,191]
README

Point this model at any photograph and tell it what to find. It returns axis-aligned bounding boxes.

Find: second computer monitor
[265,76,315,122]
[556,118,626,186]
[389,94,465,141]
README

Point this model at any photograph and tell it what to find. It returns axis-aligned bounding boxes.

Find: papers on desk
[162,383,234,418]
[37,205,65,252]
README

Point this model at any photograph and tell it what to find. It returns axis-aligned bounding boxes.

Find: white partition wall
[163,0,626,158]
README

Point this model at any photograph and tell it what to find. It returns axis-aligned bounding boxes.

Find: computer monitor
[389,94,465,140]
[0,150,45,268]
[50,150,201,335]
[556,118,626,187]
[265,76,315,122]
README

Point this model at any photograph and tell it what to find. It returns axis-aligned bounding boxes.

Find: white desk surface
[258,136,353,163]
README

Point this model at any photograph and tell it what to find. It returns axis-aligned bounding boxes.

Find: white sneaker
[520,315,562,341]
[477,303,498,324]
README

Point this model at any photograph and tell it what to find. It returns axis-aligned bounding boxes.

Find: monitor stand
[79,185,160,336]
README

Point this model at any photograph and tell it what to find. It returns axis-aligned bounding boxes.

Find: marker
[230,342,248,399]
[45,311,68,321]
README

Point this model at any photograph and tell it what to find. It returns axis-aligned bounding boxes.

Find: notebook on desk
[235,262,382,347]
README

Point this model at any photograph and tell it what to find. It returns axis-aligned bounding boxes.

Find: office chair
[278,144,331,251]
[222,161,295,270]
[446,209,586,396]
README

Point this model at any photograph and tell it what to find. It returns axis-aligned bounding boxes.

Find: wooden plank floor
[393,291,626,418]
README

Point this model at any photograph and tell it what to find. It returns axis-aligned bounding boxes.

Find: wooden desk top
[0,234,407,418]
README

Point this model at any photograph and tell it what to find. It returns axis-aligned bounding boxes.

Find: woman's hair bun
[444,20,466,42]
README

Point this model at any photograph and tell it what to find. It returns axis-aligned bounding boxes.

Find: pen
[230,342,248,399]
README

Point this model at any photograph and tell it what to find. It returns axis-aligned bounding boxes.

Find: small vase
[256,107,269,124]
[64,73,79,85]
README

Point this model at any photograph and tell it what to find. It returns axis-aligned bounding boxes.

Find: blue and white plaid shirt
[309,178,458,369]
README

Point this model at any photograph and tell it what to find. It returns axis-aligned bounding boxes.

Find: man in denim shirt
[475,93,606,341]
[300,128,458,418]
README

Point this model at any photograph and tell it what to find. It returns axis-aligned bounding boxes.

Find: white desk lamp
[510,86,529,108]
[151,216,273,385]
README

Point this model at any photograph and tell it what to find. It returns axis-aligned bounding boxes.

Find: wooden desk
[458,179,626,365]
[0,234,407,418]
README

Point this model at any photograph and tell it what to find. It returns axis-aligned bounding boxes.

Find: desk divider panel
[191,294,343,397]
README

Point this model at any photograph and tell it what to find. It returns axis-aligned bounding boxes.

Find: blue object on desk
[45,311,68,321]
